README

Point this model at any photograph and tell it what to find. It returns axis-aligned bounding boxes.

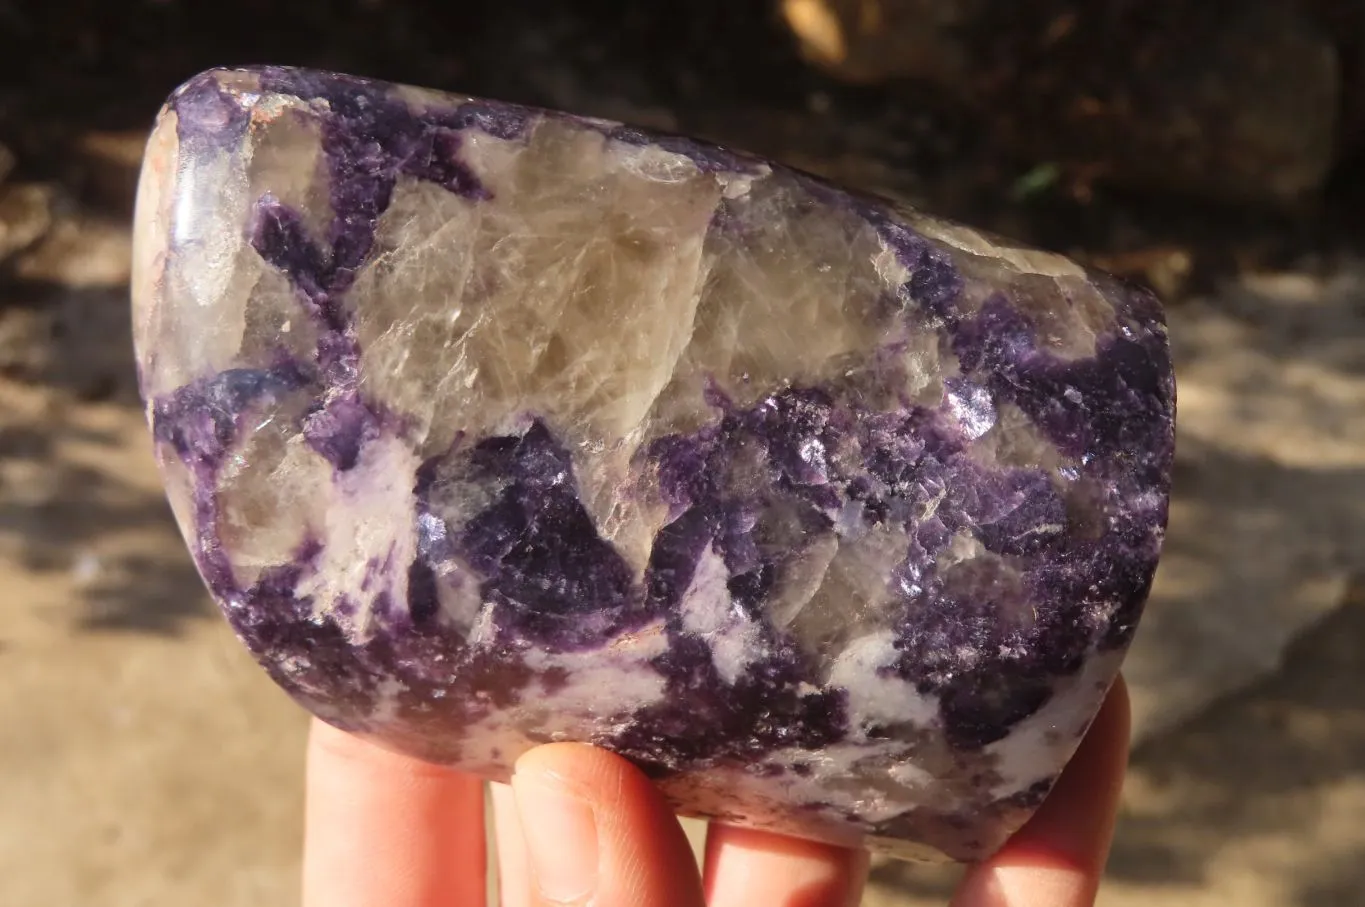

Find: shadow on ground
[0,397,213,634]
[1111,579,1365,903]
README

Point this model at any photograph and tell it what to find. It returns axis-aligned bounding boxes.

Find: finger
[492,780,533,907]
[303,718,487,907]
[511,743,706,907]
[951,674,1132,907]
[704,823,869,907]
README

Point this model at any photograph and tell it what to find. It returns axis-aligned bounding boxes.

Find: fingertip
[492,782,533,907]
[303,719,486,907]
[511,743,704,907]
[1026,675,1130,862]
[511,753,601,905]
[512,742,622,802]
[704,823,869,907]
[952,675,1131,907]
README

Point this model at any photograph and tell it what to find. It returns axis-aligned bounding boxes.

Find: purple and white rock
[131,66,1175,862]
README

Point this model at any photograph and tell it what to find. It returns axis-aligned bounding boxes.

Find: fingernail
[511,769,599,903]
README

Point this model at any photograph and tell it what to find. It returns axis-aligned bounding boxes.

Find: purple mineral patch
[169,69,251,151]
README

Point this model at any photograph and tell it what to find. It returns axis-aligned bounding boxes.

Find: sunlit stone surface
[132,67,1175,862]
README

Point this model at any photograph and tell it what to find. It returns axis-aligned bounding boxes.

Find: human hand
[302,676,1129,906]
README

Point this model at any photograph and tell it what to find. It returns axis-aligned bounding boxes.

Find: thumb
[512,743,706,907]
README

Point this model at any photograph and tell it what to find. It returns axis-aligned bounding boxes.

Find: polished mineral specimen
[132,66,1175,862]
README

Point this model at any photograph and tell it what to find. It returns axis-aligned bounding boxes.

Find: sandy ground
[5,102,1365,907]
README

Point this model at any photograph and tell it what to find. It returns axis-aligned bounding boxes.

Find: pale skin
[303,676,1130,907]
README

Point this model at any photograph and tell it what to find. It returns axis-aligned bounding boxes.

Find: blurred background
[2,1,1364,904]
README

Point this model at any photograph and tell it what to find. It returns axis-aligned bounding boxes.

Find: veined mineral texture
[132,66,1175,862]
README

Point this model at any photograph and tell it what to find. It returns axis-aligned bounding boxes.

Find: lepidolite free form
[133,67,1175,862]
